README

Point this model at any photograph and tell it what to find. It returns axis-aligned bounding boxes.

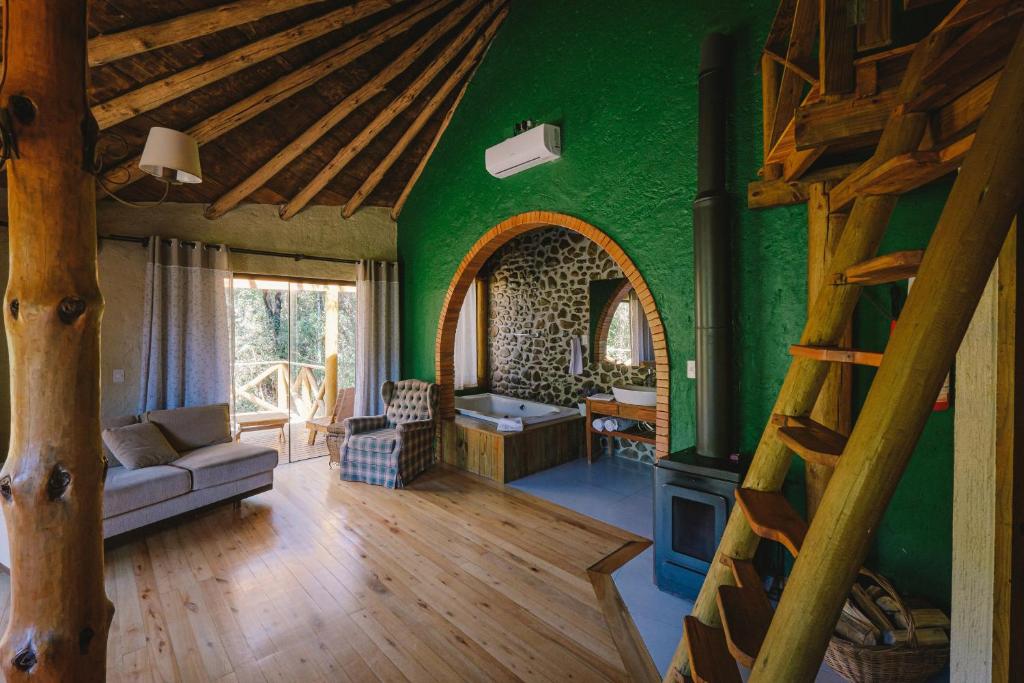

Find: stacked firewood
[834,582,950,647]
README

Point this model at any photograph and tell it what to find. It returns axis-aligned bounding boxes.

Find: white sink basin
[612,384,657,407]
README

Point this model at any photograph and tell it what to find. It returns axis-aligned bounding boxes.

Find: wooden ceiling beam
[88,0,330,67]
[389,69,473,219]
[390,66,471,219]
[205,0,487,219]
[91,0,399,130]
[282,2,506,220]
[101,0,450,189]
[343,11,501,217]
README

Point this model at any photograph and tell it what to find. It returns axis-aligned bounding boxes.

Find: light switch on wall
[112,369,125,384]
[686,360,696,379]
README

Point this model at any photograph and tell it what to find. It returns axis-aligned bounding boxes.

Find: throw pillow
[102,422,180,470]
[145,403,231,452]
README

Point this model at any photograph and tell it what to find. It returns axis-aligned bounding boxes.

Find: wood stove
[654,448,741,599]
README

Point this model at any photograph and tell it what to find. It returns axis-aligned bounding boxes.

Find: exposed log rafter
[342,28,490,218]
[92,0,399,130]
[88,0,329,67]
[203,0,493,219]
[101,0,453,189]
[280,0,506,219]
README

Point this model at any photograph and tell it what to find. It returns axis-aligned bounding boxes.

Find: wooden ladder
[669,19,1024,683]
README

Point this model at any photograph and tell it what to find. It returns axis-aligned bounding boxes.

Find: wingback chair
[326,379,438,488]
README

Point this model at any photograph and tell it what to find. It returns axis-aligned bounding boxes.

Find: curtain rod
[99,234,359,265]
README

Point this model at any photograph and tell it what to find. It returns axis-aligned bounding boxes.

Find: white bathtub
[454,393,579,426]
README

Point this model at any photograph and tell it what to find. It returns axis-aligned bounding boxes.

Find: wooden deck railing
[235,359,327,419]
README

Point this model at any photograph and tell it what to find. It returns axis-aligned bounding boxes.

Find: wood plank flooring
[0,458,646,682]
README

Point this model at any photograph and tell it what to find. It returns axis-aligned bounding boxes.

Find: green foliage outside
[605,300,631,365]
[232,283,355,418]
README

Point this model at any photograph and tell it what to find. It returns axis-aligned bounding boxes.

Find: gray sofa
[102,404,278,538]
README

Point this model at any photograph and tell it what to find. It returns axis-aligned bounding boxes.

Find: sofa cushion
[146,403,231,452]
[171,442,278,491]
[102,422,180,470]
[101,414,139,467]
[104,465,191,518]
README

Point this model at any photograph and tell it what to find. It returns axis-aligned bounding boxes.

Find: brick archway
[435,211,670,457]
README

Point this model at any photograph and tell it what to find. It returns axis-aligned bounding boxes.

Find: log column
[0,1,113,681]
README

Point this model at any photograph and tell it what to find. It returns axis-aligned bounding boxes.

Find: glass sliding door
[231,276,355,464]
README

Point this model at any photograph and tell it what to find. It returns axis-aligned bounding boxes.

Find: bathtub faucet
[643,366,656,387]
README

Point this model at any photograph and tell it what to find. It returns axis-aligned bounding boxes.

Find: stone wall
[486,226,654,463]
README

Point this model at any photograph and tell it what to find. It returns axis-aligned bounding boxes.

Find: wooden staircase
[668,4,1024,681]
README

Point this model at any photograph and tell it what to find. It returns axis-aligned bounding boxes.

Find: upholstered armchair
[326,379,438,488]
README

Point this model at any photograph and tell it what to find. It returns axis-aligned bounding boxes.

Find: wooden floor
[0,458,646,681]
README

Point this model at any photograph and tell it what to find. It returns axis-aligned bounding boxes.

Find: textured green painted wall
[397,0,952,606]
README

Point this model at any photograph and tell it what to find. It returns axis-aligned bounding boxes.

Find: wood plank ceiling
[84,0,506,219]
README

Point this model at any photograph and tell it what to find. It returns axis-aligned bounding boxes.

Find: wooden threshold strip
[586,540,659,683]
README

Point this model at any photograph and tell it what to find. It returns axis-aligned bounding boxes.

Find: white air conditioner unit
[485,123,561,178]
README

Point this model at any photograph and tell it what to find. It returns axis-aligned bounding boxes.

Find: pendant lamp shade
[138,127,202,184]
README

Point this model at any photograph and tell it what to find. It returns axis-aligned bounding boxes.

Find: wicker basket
[824,569,949,683]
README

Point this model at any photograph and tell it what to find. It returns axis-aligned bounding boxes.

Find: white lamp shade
[138,127,202,184]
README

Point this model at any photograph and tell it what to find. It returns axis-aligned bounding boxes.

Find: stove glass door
[656,482,728,574]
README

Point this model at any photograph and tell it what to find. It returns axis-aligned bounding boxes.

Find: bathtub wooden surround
[443,414,585,483]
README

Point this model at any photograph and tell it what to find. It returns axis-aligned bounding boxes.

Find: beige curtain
[138,238,234,411]
[453,284,478,390]
[354,260,400,416]
[629,290,654,365]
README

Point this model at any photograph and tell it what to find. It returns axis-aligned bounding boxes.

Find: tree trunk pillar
[0,1,113,680]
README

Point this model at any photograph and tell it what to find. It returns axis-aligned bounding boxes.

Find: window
[605,299,632,365]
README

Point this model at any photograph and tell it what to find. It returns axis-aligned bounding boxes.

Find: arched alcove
[435,211,670,457]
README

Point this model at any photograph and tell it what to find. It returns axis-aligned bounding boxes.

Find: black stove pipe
[693,33,732,459]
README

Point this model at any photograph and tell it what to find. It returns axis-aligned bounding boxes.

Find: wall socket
[112,369,125,384]
[686,360,696,379]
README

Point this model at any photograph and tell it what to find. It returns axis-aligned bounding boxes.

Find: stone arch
[435,211,670,457]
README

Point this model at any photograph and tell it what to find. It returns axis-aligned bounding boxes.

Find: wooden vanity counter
[585,397,657,462]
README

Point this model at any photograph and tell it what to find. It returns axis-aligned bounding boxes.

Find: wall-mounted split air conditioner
[484,123,561,178]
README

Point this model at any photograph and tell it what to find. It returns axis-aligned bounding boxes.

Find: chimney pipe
[693,33,732,458]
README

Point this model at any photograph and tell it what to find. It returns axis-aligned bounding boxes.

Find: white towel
[590,392,614,401]
[603,418,638,433]
[496,417,524,432]
[569,335,584,375]
[591,418,607,432]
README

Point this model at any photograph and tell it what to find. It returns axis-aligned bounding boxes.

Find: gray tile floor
[510,455,940,681]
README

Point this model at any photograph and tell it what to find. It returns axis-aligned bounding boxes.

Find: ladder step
[834,250,923,285]
[717,557,773,668]
[772,415,846,468]
[683,616,742,683]
[735,488,808,557]
[790,344,884,367]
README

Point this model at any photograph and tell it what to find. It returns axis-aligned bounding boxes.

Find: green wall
[397,0,952,606]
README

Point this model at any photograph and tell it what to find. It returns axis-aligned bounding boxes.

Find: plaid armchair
[326,379,438,489]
